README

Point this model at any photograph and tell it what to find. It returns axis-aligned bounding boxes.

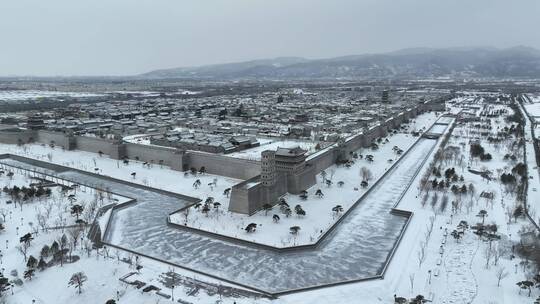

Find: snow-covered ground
[279,97,537,304]
[0,169,269,304]
[0,143,240,205]
[227,138,320,161]
[123,134,321,161]
[0,90,103,102]
[520,97,540,226]
[524,94,540,139]
[170,112,441,247]
[0,163,130,229]
[122,134,153,145]
[523,94,540,120]
[381,98,537,303]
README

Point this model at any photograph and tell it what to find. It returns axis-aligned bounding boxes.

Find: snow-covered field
[227,138,319,161]
[122,134,153,145]
[0,90,103,102]
[0,163,130,229]
[524,94,540,119]
[524,94,540,139]
[380,98,538,304]
[520,97,540,226]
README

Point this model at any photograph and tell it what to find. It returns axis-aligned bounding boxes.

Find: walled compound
[0,99,445,214]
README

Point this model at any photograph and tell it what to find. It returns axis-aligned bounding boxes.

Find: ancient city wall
[75,135,115,155]
[0,129,35,145]
[185,151,261,180]
[307,148,338,173]
[304,106,423,177]
[36,130,70,146]
[124,143,183,170]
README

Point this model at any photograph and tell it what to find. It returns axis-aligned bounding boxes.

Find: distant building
[294,113,309,123]
[27,114,46,130]
[382,90,390,103]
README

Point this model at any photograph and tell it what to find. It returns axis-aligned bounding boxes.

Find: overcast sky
[1,0,539,76]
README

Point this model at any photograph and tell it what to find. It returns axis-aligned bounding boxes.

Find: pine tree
[68,272,88,294]
[0,273,10,296]
[26,255,37,268]
[23,268,35,281]
[37,257,47,271]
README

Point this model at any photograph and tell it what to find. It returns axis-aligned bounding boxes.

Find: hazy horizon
[1,0,539,77]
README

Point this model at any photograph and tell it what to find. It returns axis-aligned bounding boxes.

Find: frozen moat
[0,138,437,294]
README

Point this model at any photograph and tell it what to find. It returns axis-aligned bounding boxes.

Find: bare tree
[114,250,121,264]
[495,267,508,287]
[431,192,439,209]
[0,208,7,222]
[16,239,29,260]
[505,205,514,224]
[67,227,82,262]
[83,199,98,225]
[421,193,429,208]
[43,202,53,219]
[484,246,493,269]
[83,239,92,258]
[492,244,503,266]
[182,207,190,225]
[329,168,336,181]
[360,167,373,182]
[36,213,48,232]
[417,242,426,267]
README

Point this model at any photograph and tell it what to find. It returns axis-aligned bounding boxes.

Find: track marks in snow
[441,234,479,304]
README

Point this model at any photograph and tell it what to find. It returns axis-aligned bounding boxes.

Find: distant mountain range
[141,46,540,79]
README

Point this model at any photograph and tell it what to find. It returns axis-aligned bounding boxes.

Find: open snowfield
[0,90,103,102]
[524,94,540,120]
[520,97,540,227]
[524,94,540,139]
[227,138,319,161]
[122,134,153,145]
